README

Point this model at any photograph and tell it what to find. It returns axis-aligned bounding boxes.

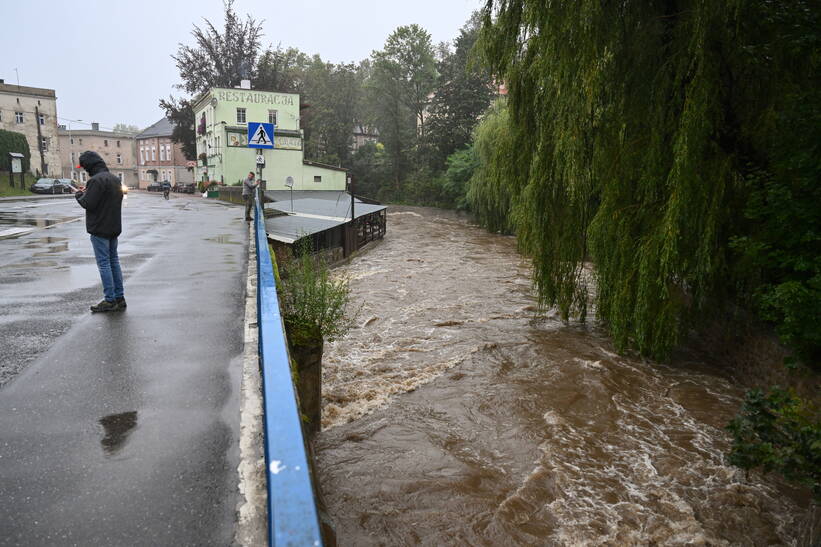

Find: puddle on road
[0,213,80,228]
[205,234,239,245]
[99,411,138,456]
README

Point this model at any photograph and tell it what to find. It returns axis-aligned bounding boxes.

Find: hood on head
[79,151,109,176]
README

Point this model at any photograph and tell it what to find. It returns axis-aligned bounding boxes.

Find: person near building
[243,171,258,221]
[74,151,126,313]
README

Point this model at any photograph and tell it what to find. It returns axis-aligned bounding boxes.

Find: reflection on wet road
[316,207,811,545]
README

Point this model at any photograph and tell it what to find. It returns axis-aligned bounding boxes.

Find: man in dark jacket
[75,151,126,312]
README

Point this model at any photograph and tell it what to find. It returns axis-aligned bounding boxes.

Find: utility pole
[34,106,46,176]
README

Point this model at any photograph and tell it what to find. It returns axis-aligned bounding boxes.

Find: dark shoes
[90,298,126,313]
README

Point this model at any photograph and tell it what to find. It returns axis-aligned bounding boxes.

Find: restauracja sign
[216,90,295,105]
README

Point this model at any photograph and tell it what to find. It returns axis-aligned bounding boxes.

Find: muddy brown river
[315,207,812,545]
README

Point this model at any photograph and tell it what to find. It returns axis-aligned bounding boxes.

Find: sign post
[9,152,24,189]
[285,176,294,212]
[249,123,274,206]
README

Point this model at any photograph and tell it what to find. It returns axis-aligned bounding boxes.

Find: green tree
[369,25,438,195]
[161,0,264,160]
[477,0,821,359]
[301,58,363,166]
[424,12,495,170]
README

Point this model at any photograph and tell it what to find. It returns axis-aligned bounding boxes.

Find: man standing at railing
[243,171,258,221]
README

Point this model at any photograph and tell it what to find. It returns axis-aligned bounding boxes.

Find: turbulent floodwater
[316,207,812,546]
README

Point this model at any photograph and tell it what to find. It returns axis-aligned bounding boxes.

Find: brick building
[57,123,137,185]
[0,80,61,176]
[135,118,193,189]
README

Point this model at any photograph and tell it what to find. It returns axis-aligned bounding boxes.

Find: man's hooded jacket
[75,151,123,238]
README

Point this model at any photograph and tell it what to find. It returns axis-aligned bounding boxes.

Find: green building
[191,87,347,190]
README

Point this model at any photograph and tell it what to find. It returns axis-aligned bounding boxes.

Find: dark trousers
[244,194,255,220]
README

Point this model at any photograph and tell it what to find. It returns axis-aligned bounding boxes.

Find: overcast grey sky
[3,0,482,132]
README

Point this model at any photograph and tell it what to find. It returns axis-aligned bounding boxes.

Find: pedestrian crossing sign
[247,122,274,149]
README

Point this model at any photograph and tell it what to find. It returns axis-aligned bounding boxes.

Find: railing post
[254,187,323,546]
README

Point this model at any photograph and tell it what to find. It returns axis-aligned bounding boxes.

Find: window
[104,139,108,146]
[166,144,172,159]
[38,114,45,125]
[70,152,75,164]
[15,111,23,123]
[43,163,48,175]
[116,140,120,148]
[70,136,74,145]
[0,111,3,122]
[118,172,123,181]
[236,108,246,124]
[79,138,82,144]
[314,175,322,183]
[151,146,156,161]
[40,137,48,151]
[159,146,166,161]
[116,153,122,164]
[268,110,277,125]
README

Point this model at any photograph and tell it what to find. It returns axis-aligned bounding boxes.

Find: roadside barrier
[253,189,323,546]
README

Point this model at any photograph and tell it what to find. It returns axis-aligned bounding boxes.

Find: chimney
[92,122,99,131]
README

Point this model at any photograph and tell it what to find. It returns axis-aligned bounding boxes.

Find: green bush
[279,239,355,343]
[0,129,31,173]
[727,387,821,502]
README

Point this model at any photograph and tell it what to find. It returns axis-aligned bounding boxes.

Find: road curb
[0,194,76,203]
[235,220,268,546]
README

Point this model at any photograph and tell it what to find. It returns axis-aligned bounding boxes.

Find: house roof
[136,117,174,139]
[263,197,386,243]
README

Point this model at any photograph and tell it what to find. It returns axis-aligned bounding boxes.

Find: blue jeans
[90,235,124,302]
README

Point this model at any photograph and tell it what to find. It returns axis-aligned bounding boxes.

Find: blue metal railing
[254,189,323,546]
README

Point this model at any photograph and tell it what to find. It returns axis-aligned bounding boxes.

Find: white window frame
[140,148,144,164]
[166,144,172,160]
[159,146,165,161]
[15,111,23,123]
[116,153,122,164]
[151,146,156,161]
[268,110,277,125]
[38,113,45,125]
[236,108,246,124]
[40,136,48,151]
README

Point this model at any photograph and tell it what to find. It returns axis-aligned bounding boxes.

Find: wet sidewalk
[0,196,248,545]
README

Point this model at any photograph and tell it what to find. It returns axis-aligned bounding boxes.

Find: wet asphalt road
[0,193,248,545]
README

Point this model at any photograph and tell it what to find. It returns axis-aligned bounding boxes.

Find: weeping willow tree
[475,0,821,360]
[468,99,521,235]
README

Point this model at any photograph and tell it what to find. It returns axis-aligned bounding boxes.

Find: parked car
[173,182,196,194]
[147,180,171,192]
[30,178,74,194]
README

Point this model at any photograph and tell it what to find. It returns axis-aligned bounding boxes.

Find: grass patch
[0,171,35,197]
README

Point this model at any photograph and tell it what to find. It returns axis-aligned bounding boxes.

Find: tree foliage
[424,12,496,170]
[477,0,821,361]
[727,387,821,502]
[159,97,197,160]
[0,129,31,173]
[171,0,263,96]
[368,25,438,191]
